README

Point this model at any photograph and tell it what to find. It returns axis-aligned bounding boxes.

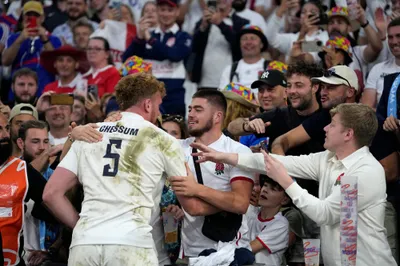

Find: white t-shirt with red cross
[247,210,289,265]
[179,135,255,257]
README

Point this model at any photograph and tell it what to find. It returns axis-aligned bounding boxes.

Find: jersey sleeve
[256,218,289,253]
[58,142,80,176]
[365,63,381,90]
[229,144,255,184]
[163,137,186,178]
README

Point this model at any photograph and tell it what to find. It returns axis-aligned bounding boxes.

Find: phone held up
[301,40,323,53]
[87,84,99,100]
[207,0,217,11]
[50,94,74,105]
[260,137,270,153]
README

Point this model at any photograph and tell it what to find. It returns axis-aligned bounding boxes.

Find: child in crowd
[247,174,290,265]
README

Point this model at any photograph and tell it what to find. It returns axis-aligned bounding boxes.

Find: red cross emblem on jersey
[215,163,225,175]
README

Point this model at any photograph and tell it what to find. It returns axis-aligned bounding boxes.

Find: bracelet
[361,20,369,28]
[41,38,50,44]
[67,133,74,143]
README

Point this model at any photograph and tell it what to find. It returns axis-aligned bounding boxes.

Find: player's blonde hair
[115,73,166,111]
[329,103,378,147]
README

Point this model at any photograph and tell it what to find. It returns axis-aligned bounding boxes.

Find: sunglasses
[162,114,184,124]
[325,69,351,88]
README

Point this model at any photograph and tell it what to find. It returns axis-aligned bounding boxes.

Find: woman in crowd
[141,1,158,30]
[221,83,259,140]
[83,37,120,98]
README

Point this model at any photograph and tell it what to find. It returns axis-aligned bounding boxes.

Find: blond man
[189,103,397,266]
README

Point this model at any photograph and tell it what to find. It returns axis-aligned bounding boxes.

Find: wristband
[67,133,74,143]
[361,20,369,28]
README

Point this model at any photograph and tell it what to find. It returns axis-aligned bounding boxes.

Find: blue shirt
[6,32,62,100]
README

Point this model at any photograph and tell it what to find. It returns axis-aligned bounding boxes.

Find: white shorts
[68,245,159,266]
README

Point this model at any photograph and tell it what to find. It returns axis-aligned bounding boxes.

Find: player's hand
[262,150,292,189]
[246,119,271,134]
[170,163,199,197]
[383,115,400,132]
[71,123,102,143]
[165,204,185,221]
[104,111,122,122]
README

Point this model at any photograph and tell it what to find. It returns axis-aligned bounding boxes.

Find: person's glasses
[325,69,352,88]
[162,114,184,124]
[86,47,105,52]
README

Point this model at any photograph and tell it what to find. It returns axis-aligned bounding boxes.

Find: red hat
[41,45,89,75]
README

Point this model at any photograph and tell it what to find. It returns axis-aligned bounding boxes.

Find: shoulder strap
[229,61,239,82]
[263,60,270,71]
[192,148,204,185]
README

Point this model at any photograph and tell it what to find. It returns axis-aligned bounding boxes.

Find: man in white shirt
[170,90,254,258]
[361,18,400,108]
[43,73,203,265]
[190,103,397,266]
[218,25,268,91]
[45,105,71,146]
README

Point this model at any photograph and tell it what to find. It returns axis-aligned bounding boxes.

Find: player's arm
[271,125,311,155]
[194,180,253,214]
[43,168,80,228]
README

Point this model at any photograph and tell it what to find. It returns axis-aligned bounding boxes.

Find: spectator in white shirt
[361,18,400,108]
[53,0,98,45]
[218,25,268,91]
[45,105,72,145]
[169,90,254,259]
[190,103,397,266]
[231,0,267,34]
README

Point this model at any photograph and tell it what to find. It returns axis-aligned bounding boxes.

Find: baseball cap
[157,0,179,7]
[23,1,44,16]
[9,104,39,122]
[311,66,359,91]
[251,70,287,89]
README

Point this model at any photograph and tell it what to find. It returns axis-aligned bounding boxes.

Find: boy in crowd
[247,174,289,265]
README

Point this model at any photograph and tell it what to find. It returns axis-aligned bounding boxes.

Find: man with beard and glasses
[325,6,384,85]
[9,68,39,107]
[0,113,57,266]
[53,0,98,46]
[16,120,61,266]
[231,0,267,34]
[9,103,38,158]
[169,90,255,263]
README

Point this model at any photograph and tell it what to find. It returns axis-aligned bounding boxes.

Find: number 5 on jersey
[103,139,122,177]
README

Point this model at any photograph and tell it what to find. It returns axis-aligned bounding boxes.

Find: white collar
[328,146,370,169]
[57,73,82,87]
[154,23,179,35]
[83,65,113,79]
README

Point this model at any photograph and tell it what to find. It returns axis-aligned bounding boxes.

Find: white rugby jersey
[58,112,186,248]
[179,134,255,256]
[247,211,289,265]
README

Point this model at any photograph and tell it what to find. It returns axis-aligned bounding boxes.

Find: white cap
[311,65,359,91]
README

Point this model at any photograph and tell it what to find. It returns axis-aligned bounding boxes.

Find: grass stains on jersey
[119,127,182,198]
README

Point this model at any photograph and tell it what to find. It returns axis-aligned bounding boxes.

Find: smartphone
[27,16,37,29]
[87,84,99,99]
[50,94,74,105]
[207,0,217,10]
[301,40,324,53]
[110,1,122,20]
[260,138,269,152]
[308,13,328,25]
